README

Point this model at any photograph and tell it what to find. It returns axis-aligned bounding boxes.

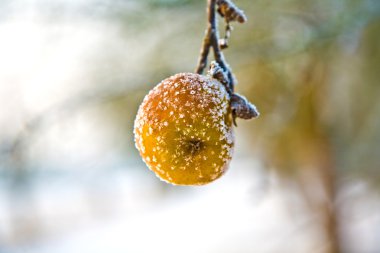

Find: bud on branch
[216,0,247,23]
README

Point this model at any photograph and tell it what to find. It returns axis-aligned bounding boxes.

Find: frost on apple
[134,73,234,185]
[133,0,259,186]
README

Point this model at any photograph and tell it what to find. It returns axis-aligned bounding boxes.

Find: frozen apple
[134,73,234,185]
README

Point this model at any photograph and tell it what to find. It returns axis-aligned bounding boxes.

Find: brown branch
[195,0,259,125]
[195,0,235,92]
[219,22,232,49]
[195,0,215,75]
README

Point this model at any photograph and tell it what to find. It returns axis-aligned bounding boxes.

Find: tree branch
[195,0,259,124]
[195,0,215,75]
[195,0,235,92]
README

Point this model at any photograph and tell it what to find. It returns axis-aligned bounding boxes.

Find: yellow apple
[134,73,234,185]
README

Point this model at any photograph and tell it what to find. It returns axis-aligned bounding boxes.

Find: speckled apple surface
[134,73,234,185]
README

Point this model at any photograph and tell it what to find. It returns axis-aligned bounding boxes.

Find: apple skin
[134,73,234,185]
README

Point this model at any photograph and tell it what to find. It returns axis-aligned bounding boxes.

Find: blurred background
[0,0,380,252]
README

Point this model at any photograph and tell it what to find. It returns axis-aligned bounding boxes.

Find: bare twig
[195,0,235,92]
[219,22,232,49]
[195,0,215,75]
[195,0,259,125]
